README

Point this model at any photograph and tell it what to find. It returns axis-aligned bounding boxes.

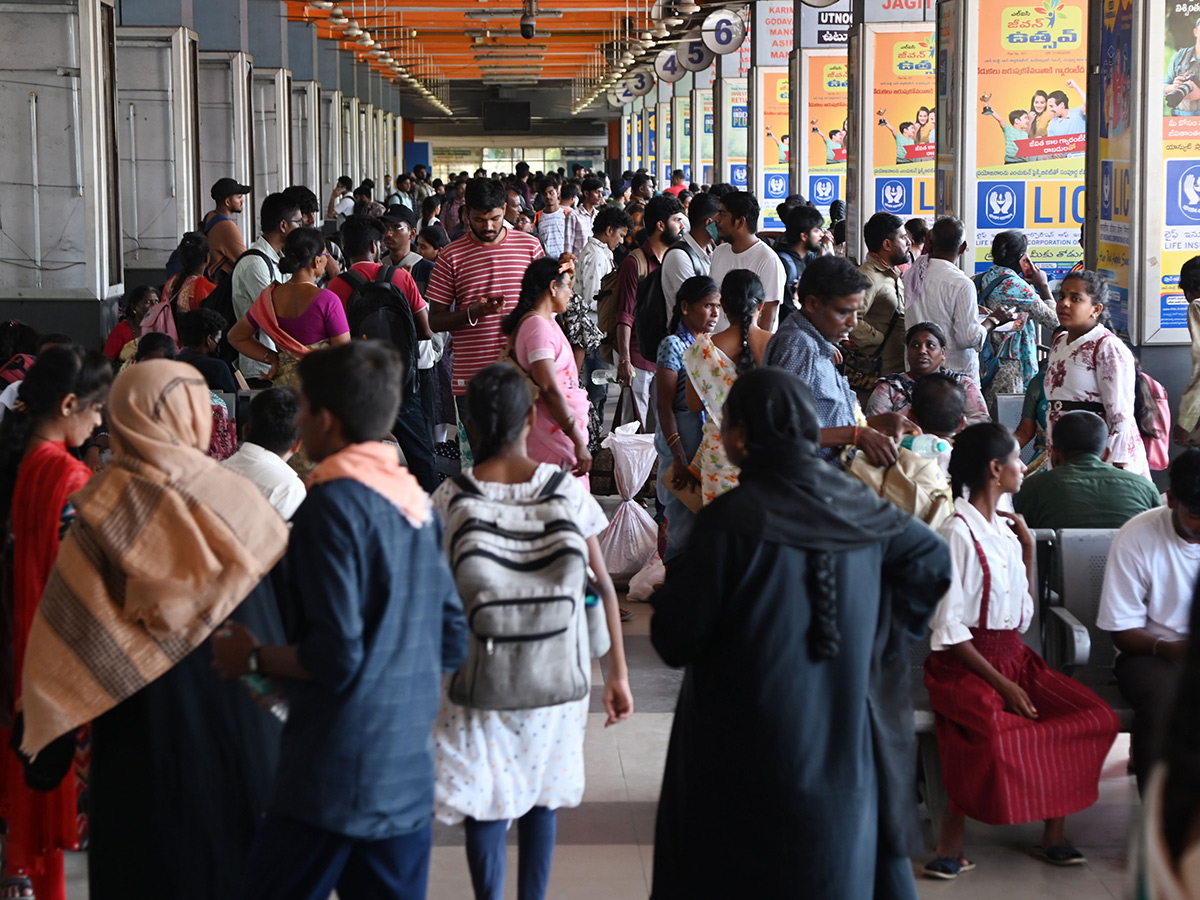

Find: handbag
[842,308,901,392]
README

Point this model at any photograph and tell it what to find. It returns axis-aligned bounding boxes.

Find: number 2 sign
[702,8,747,55]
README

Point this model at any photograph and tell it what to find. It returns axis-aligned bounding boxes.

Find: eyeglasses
[287,217,304,227]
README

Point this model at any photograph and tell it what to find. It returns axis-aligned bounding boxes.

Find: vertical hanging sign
[753,1,794,227]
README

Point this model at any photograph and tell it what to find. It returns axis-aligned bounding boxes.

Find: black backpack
[633,241,701,359]
[200,247,274,365]
[340,266,419,398]
[776,246,808,320]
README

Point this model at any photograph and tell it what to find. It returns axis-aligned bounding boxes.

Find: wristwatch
[247,648,262,675]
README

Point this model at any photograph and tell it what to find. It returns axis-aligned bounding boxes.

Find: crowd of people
[0,157,1199,900]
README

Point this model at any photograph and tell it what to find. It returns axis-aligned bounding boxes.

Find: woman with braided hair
[649,367,952,899]
[681,269,772,504]
[923,422,1118,880]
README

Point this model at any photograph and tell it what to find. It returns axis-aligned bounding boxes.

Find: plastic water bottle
[591,368,617,385]
[242,674,289,722]
[901,434,950,457]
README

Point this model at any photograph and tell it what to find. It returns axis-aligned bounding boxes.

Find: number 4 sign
[655,48,686,82]
[702,8,747,55]
[678,34,715,72]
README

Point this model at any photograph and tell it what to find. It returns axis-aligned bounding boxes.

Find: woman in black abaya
[649,368,953,900]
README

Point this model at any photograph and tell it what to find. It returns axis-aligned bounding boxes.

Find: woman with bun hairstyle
[682,269,772,505]
[163,232,216,315]
[501,257,592,483]
[0,345,111,900]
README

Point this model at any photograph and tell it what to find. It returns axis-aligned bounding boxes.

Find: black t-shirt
[178,348,238,393]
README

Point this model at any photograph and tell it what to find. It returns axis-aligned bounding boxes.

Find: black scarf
[714,367,909,552]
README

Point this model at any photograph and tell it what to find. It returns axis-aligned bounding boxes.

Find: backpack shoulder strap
[377,265,399,286]
[975,271,1006,306]
[340,268,369,292]
[631,248,649,281]
[538,469,570,498]
[451,473,483,496]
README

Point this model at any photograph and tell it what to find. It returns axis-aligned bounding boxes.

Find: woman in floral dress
[683,270,772,505]
[1045,270,1150,479]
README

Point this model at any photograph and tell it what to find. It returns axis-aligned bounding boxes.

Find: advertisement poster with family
[973,0,1087,279]
[804,54,849,222]
[871,31,936,222]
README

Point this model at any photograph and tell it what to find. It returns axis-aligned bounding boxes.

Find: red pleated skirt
[924,629,1119,825]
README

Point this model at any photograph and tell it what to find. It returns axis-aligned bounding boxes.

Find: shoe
[1033,844,1086,866]
[619,607,633,623]
[923,858,976,880]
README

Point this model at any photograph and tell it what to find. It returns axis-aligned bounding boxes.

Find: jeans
[240,816,432,900]
[463,807,557,900]
[581,349,608,423]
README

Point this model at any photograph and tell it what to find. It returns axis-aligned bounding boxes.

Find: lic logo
[876,178,910,215]
[976,181,1026,229]
[1100,162,1113,220]
[731,164,748,187]
[1179,165,1200,222]
[810,176,838,204]
[766,174,788,199]
[985,186,1018,226]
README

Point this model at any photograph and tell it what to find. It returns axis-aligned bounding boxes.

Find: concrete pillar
[691,64,715,185]
[117,0,194,28]
[288,20,316,81]
[194,0,249,52]
[656,79,672,187]
[248,0,286,68]
[751,0,795,227]
[672,71,693,182]
[620,110,631,174]
[340,52,357,98]
[319,39,342,90]
[790,0,850,218]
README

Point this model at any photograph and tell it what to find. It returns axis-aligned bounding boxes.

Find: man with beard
[380,205,423,269]
[709,191,786,332]
[848,212,911,390]
[426,178,545,433]
[776,205,831,314]
[202,177,250,279]
[614,194,687,431]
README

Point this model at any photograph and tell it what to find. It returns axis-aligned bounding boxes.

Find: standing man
[615,194,687,431]
[631,172,656,202]
[776,205,831,312]
[534,177,574,261]
[442,179,469,241]
[380,205,423,269]
[904,216,1010,376]
[848,212,910,389]
[576,206,634,420]
[214,341,468,900]
[203,177,251,279]
[504,186,526,227]
[411,164,435,203]
[327,175,355,222]
[394,174,417,211]
[567,176,605,257]
[426,178,545,429]
[231,192,302,384]
[663,170,689,198]
[661,192,720,318]
[709,191,786,332]
[283,185,345,282]
[1098,449,1200,793]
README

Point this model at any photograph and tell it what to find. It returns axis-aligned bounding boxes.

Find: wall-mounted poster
[759,69,790,227]
[870,31,936,222]
[803,52,848,219]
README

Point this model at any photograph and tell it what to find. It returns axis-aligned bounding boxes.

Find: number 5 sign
[655,48,685,83]
[677,34,715,72]
[702,8,747,55]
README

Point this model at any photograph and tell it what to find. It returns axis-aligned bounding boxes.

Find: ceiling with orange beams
[285,0,643,82]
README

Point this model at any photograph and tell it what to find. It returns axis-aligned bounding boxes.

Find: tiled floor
[63,601,1138,899]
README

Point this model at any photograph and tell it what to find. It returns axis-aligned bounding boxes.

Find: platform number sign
[678,34,715,72]
[655,48,685,83]
[622,68,656,98]
[702,9,747,55]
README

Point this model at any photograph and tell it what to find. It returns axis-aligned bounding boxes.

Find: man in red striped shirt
[426,178,545,430]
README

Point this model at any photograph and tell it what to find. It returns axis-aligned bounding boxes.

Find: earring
[995,478,1002,486]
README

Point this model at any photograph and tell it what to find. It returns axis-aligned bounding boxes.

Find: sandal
[923,857,976,880]
[619,608,633,623]
[1034,844,1086,866]
[0,876,34,899]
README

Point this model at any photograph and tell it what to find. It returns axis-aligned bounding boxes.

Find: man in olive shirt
[847,212,909,402]
[1014,411,1161,529]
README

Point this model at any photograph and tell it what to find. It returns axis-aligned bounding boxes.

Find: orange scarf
[306,442,430,526]
[249,285,311,358]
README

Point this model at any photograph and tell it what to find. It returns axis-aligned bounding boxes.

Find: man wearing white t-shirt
[708,191,785,332]
[1098,449,1200,792]
[660,192,720,320]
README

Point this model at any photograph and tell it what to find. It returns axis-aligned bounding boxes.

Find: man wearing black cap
[380,205,422,269]
[202,177,251,278]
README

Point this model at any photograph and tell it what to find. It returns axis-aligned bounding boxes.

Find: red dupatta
[249,285,312,358]
[9,442,91,699]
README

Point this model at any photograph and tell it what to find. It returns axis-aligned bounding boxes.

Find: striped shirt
[536,208,570,259]
[426,229,545,394]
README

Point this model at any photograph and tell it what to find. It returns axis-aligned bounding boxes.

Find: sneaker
[619,607,633,623]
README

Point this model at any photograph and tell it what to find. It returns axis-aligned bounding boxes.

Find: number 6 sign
[677,34,714,72]
[701,8,746,55]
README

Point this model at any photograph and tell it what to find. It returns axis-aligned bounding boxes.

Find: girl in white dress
[1045,270,1151,479]
[431,364,634,900]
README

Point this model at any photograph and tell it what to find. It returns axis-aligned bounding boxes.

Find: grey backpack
[444,470,591,710]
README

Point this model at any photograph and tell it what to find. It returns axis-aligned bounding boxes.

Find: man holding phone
[426,178,545,436]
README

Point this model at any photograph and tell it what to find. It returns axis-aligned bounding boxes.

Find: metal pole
[129,103,139,260]
[67,15,83,197]
[29,93,42,288]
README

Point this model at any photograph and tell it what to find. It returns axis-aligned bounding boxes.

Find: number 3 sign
[622,68,656,97]
[701,8,746,55]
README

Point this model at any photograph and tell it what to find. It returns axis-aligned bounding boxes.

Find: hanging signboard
[703,8,748,55]
[758,69,791,227]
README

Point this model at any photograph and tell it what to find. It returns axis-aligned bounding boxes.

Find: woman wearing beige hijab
[17,360,290,900]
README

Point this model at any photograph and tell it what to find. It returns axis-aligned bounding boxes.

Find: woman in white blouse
[922,422,1118,881]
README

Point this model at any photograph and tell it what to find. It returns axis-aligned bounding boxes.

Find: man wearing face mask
[660,192,722,322]
[614,194,687,431]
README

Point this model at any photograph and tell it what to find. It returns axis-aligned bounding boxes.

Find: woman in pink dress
[1045,270,1150,479]
[501,257,591,485]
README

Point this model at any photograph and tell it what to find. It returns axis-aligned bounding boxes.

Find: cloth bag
[598,422,658,585]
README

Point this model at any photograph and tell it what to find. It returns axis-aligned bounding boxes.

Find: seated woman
[866,322,989,428]
[501,257,592,484]
[1045,270,1151,479]
[683,269,772,505]
[655,275,720,562]
[102,286,158,365]
[923,422,1119,879]
[650,368,952,899]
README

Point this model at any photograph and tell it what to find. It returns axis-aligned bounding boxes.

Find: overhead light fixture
[463,8,563,17]
[309,0,334,7]
[675,0,699,12]
[356,30,374,47]
[343,18,361,36]
[328,6,347,25]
